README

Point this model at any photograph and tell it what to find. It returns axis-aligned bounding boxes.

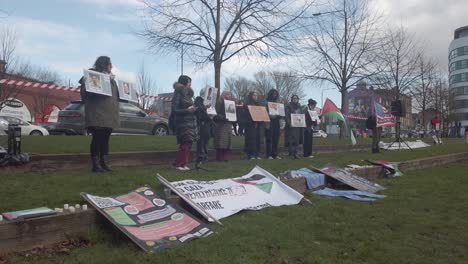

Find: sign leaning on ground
[166,166,304,221]
[81,186,213,253]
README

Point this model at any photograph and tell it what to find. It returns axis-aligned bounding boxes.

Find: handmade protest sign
[83,69,112,96]
[308,110,321,125]
[117,80,138,103]
[168,166,304,221]
[267,102,285,116]
[291,113,306,127]
[311,165,385,193]
[81,186,213,253]
[224,99,237,122]
[248,105,270,122]
[204,86,218,115]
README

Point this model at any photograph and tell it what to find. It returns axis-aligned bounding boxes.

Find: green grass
[3,145,468,263]
[0,134,462,155]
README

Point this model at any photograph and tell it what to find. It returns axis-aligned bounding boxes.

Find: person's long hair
[266,89,279,102]
[93,56,111,73]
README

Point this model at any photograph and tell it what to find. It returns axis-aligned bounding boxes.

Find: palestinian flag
[322,98,356,145]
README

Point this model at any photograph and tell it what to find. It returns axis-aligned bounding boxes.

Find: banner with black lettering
[170,166,304,221]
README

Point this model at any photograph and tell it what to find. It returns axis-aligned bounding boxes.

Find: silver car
[0,117,8,136]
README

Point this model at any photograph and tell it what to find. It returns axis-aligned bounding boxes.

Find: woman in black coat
[285,95,302,159]
[79,56,120,173]
[171,75,198,171]
[265,89,282,159]
[243,91,263,160]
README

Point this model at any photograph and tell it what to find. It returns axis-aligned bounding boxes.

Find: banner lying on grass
[379,140,430,150]
[81,186,213,253]
[169,166,304,221]
[366,160,403,177]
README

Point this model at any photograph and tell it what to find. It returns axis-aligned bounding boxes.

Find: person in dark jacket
[194,88,212,165]
[213,90,233,161]
[236,101,246,136]
[244,91,264,160]
[303,99,318,158]
[366,114,381,153]
[172,75,198,171]
[265,89,282,159]
[79,56,120,173]
[285,95,302,159]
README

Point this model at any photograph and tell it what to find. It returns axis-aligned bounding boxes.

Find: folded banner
[169,166,304,221]
[2,207,56,221]
[366,160,403,177]
[313,188,386,202]
[81,186,213,253]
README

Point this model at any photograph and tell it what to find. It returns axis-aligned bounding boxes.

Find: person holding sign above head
[243,91,264,160]
[79,56,120,173]
[265,89,282,159]
[171,75,198,171]
[213,91,233,161]
[303,99,318,158]
[285,95,302,159]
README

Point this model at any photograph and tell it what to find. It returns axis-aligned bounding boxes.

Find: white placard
[117,80,139,103]
[267,102,285,116]
[170,166,303,221]
[291,113,306,127]
[308,110,321,125]
[204,86,218,115]
[83,69,112,96]
[224,100,237,122]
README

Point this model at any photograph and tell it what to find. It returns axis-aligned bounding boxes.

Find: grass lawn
[2,145,468,263]
[0,134,462,155]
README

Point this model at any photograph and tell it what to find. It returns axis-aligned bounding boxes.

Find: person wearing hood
[194,87,212,165]
[265,89,282,159]
[171,75,198,171]
[243,91,264,160]
[285,95,302,159]
[304,99,318,158]
[79,56,120,173]
[213,90,233,161]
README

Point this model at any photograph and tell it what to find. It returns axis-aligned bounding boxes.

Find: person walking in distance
[79,56,120,173]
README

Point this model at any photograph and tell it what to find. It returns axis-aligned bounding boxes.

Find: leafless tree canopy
[138,61,159,111]
[224,76,254,101]
[299,0,380,113]
[411,54,436,130]
[138,0,314,90]
[0,27,18,73]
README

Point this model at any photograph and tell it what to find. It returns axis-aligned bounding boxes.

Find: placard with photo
[83,69,112,96]
[248,105,270,122]
[291,113,306,127]
[224,99,237,122]
[267,102,285,116]
[308,110,321,124]
[117,80,138,103]
[204,86,218,115]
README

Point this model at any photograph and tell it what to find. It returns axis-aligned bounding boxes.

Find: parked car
[37,123,61,135]
[0,116,49,136]
[313,129,328,138]
[0,117,8,136]
[53,101,170,136]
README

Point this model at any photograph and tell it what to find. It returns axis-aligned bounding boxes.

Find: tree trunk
[340,89,347,139]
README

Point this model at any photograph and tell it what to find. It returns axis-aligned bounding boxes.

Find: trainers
[268,156,274,160]
[175,166,188,171]
[308,155,315,158]
[183,166,191,171]
[275,156,282,160]
[256,157,262,160]
[249,157,256,160]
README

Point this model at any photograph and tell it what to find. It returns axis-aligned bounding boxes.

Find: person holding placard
[303,99,318,158]
[243,91,263,160]
[171,75,198,171]
[79,56,120,173]
[265,89,282,159]
[194,88,212,165]
[213,91,233,161]
[285,95,302,159]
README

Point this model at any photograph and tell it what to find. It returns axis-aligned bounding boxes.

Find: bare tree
[268,71,304,102]
[252,71,274,99]
[411,55,436,132]
[138,62,158,111]
[0,27,17,73]
[299,0,380,114]
[138,0,313,95]
[32,88,53,123]
[224,76,255,101]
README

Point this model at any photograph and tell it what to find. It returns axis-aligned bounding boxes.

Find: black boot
[92,156,106,173]
[100,155,112,172]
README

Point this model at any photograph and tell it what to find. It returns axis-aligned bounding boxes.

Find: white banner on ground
[379,140,430,150]
[170,166,304,221]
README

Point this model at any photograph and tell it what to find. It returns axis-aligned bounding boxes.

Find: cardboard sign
[224,100,237,122]
[169,166,304,221]
[267,102,285,116]
[311,165,385,193]
[83,69,112,96]
[81,186,213,253]
[117,80,138,103]
[248,105,270,122]
[291,113,306,127]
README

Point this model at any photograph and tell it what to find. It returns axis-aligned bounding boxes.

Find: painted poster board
[117,80,139,103]
[267,102,285,117]
[224,100,237,122]
[81,186,213,253]
[311,165,385,193]
[248,105,270,122]
[169,166,304,221]
[83,69,112,96]
[291,113,306,127]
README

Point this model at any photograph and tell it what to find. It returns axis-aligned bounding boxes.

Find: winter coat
[213,98,232,149]
[243,93,265,154]
[171,82,198,144]
[266,89,281,131]
[79,73,120,129]
[285,101,303,147]
[194,96,213,139]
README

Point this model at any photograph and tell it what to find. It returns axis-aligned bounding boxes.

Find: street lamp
[321,87,335,107]
[180,37,202,75]
[312,10,344,17]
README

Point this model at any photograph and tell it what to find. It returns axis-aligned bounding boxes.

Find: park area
[0,136,468,264]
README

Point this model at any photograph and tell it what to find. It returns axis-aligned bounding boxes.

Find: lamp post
[312,10,344,17]
[180,38,202,75]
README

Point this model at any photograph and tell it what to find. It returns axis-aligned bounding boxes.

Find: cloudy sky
[1,0,468,107]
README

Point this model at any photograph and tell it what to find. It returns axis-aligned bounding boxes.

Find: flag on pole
[322,98,356,145]
[374,102,395,127]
